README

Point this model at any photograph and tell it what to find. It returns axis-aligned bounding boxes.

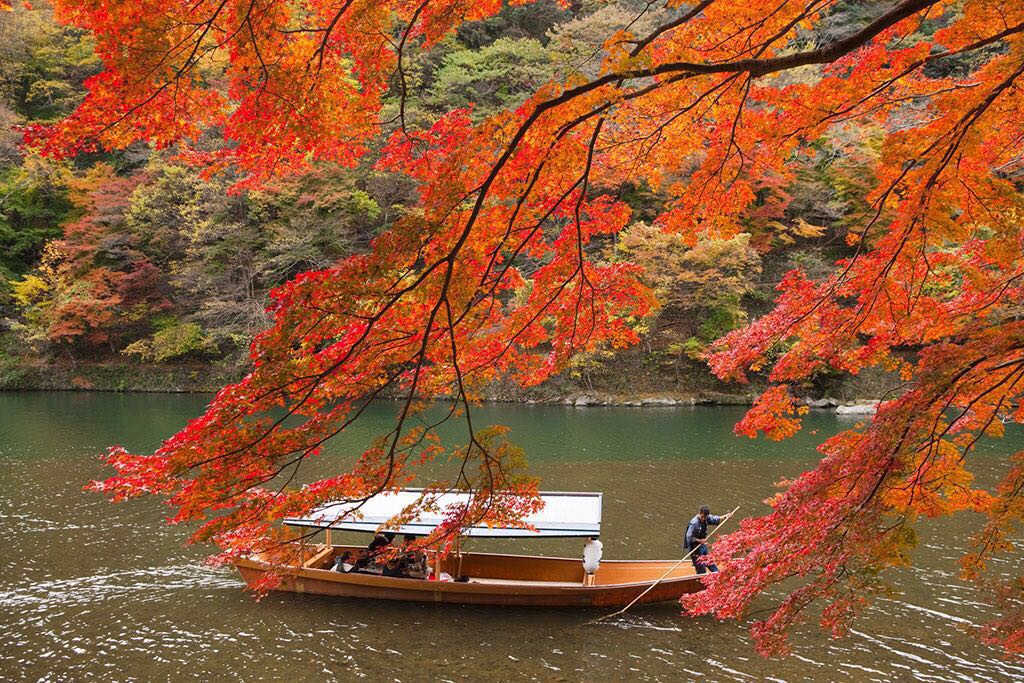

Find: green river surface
[1,392,1023,681]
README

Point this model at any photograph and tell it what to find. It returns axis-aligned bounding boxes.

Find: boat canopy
[284,489,602,538]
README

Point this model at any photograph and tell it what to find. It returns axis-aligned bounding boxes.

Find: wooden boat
[234,489,707,607]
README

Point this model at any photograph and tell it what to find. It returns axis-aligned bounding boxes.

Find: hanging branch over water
[31,0,1024,655]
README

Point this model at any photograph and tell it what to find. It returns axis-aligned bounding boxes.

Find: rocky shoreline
[529,392,880,415]
[0,358,883,416]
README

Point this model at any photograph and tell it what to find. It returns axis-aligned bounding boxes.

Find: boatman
[684,505,730,574]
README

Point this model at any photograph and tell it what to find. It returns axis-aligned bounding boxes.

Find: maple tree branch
[628,0,717,56]
[312,0,357,73]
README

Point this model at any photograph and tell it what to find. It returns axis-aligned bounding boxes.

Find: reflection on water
[1,392,1022,681]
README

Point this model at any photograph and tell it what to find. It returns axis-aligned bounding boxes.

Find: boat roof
[284,488,602,538]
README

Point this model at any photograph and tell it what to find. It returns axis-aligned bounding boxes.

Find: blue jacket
[684,514,722,551]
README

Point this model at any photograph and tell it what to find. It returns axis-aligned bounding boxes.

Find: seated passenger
[351,549,373,572]
[367,532,390,554]
[331,551,355,573]
[399,534,428,578]
[365,532,393,567]
[382,556,407,578]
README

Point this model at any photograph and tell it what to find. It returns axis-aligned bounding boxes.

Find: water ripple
[0,564,242,611]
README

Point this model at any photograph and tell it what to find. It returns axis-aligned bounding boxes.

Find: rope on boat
[588,504,740,625]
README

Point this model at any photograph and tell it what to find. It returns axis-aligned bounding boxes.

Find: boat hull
[235,548,706,608]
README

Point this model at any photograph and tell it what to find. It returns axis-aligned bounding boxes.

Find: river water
[1,392,1022,681]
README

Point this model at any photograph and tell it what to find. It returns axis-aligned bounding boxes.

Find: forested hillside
[1,0,897,399]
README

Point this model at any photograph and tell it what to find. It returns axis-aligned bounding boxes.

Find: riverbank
[0,353,889,415]
[0,356,247,393]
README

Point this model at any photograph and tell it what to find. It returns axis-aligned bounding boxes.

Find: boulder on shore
[805,397,839,409]
[835,401,879,416]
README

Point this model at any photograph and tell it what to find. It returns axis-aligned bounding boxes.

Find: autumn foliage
[13,165,171,347]
[32,0,1024,656]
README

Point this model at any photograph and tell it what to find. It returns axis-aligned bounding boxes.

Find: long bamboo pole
[590,505,740,624]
